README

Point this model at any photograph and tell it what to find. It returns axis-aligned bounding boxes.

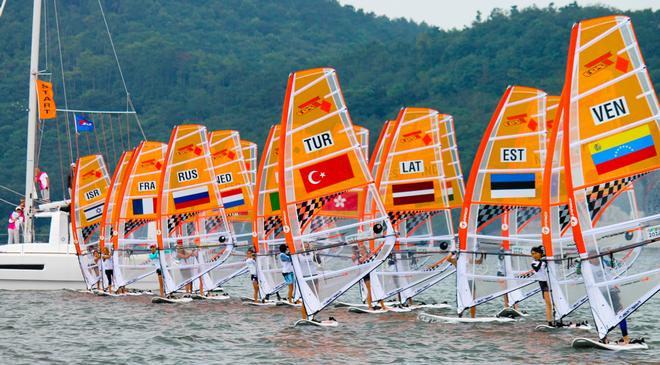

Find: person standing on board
[34,167,50,202]
[101,247,115,293]
[7,206,22,244]
[246,248,259,303]
[279,244,295,303]
[447,251,483,318]
[149,244,165,297]
[355,244,387,311]
[517,246,553,326]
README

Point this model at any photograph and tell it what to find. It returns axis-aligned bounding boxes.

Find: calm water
[1,278,658,364]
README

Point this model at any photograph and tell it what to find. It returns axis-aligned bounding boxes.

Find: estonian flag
[75,114,94,133]
[490,173,536,198]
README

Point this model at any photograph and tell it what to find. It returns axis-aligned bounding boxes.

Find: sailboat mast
[24,0,42,242]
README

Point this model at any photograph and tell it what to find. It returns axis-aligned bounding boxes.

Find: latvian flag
[132,197,156,215]
[392,181,435,205]
[84,202,104,221]
[221,188,245,209]
[172,186,211,210]
[490,173,535,199]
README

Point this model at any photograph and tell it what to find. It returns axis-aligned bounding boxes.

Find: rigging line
[0,197,18,207]
[109,114,117,163]
[94,117,102,157]
[100,115,110,165]
[52,0,73,164]
[55,114,66,198]
[0,185,26,198]
[96,0,128,97]
[42,0,48,70]
[127,95,147,140]
[85,132,92,157]
[126,112,131,148]
[0,0,7,17]
[117,112,125,151]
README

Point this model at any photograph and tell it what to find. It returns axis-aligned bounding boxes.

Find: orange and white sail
[353,124,370,161]
[400,113,466,303]
[156,125,234,295]
[112,141,167,289]
[98,150,133,290]
[368,107,457,302]
[561,16,659,339]
[200,130,255,290]
[278,68,395,318]
[254,125,289,298]
[71,154,111,289]
[456,86,548,314]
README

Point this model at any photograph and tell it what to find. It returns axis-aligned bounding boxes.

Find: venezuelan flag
[589,125,657,175]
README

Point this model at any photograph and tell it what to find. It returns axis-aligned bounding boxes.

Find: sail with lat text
[456,86,548,314]
[561,15,659,339]
[278,68,395,318]
[369,107,457,302]
[71,154,112,290]
[156,125,234,295]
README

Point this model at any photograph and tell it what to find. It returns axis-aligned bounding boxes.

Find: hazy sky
[337,0,658,29]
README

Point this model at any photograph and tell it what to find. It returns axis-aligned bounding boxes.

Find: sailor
[67,163,75,199]
[278,244,295,303]
[35,167,50,202]
[446,251,483,318]
[101,247,114,293]
[356,243,387,311]
[245,248,259,303]
[176,239,195,294]
[149,244,165,297]
[517,246,553,326]
[7,206,22,244]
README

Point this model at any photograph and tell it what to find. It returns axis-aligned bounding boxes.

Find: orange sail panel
[456,86,548,314]
[71,154,111,289]
[278,68,395,317]
[562,16,659,339]
[241,139,258,189]
[156,125,234,295]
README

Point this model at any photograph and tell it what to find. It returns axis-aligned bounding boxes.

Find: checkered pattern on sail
[82,223,100,241]
[123,219,150,236]
[264,215,283,236]
[404,211,440,232]
[204,215,224,233]
[167,212,198,234]
[516,207,541,227]
[388,211,416,225]
[586,174,644,220]
[309,216,337,233]
[558,204,571,230]
[477,205,511,227]
[297,194,336,230]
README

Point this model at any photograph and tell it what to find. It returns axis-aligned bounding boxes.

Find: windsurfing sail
[561,15,659,339]
[278,68,395,318]
[200,130,255,290]
[71,154,111,290]
[400,113,466,303]
[254,125,289,298]
[369,107,457,302]
[98,150,133,290]
[541,95,591,321]
[457,86,549,314]
[241,139,258,188]
[156,124,234,295]
[112,141,167,289]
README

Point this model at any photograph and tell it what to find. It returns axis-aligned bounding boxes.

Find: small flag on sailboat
[84,202,104,221]
[220,188,245,209]
[490,173,536,198]
[75,114,94,133]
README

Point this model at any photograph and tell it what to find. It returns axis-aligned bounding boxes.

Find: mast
[24,0,42,242]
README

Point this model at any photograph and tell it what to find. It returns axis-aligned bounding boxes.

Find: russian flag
[589,125,657,175]
[172,186,210,210]
[490,173,536,198]
[132,197,156,215]
[221,188,245,209]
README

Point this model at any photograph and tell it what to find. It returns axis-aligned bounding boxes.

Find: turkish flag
[323,191,358,211]
[299,154,354,193]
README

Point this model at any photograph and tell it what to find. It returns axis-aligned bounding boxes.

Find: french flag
[221,188,245,209]
[132,197,156,215]
[172,186,210,210]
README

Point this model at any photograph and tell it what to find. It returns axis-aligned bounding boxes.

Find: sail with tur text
[278,68,395,318]
[561,15,659,339]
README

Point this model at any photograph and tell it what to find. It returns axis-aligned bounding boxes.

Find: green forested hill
[0,0,658,219]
